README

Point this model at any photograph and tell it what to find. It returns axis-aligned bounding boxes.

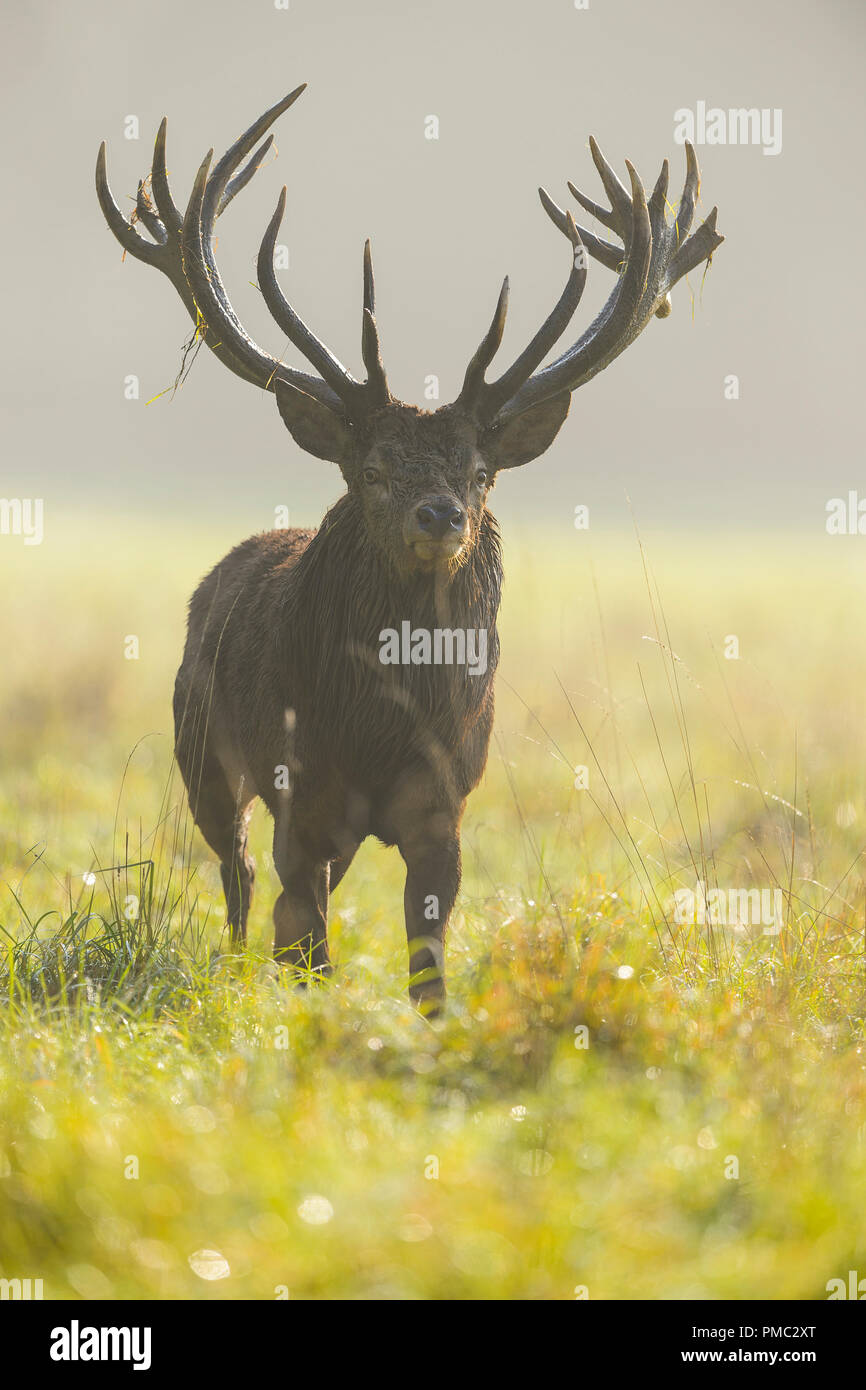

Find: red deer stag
[96,85,722,1013]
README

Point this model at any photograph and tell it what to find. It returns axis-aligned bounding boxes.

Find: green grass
[1,516,864,1299]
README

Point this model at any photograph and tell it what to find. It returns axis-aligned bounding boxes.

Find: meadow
[0,516,863,1300]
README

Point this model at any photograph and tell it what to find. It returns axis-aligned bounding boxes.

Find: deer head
[96,86,723,575]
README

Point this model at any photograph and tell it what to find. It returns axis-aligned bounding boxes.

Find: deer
[96,85,723,1014]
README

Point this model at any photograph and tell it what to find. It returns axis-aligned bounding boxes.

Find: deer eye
[362,467,380,485]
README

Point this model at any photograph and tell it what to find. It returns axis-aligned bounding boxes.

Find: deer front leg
[398,817,462,1016]
[272,818,331,977]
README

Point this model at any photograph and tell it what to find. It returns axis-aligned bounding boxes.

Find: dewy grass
[0,522,864,1298]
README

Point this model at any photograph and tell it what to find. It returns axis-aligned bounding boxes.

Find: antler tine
[542,187,623,274]
[675,141,700,242]
[647,158,670,226]
[201,85,307,221]
[361,310,389,406]
[670,205,723,280]
[95,143,163,266]
[256,186,365,411]
[196,89,308,355]
[360,241,390,406]
[151,118,183,237]
[467,201,588,425]
[217,134,274,216]
[566,179,617,233]
[588,136,632,233]
[456,277,510,412]
[362,238,375,316]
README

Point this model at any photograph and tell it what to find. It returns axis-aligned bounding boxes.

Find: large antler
[95,87,389,420]
[456,138,723,427]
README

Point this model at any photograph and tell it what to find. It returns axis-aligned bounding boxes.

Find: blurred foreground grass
[0,514,864,1299]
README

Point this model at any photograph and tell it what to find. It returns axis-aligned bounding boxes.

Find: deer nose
[415,501,466,540]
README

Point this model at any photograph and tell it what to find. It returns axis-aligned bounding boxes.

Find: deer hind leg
[272,814,331,978]
[175,712,256,948]
[191,767,256,949]
[218,821,256,950]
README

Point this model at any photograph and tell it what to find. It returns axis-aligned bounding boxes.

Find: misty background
[1,0,863,535]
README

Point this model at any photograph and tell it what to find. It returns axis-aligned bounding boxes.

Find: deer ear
[274,380,354,465]
[479,391,571,471]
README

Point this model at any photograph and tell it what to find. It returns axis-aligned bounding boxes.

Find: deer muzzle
[404,498,469,565]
